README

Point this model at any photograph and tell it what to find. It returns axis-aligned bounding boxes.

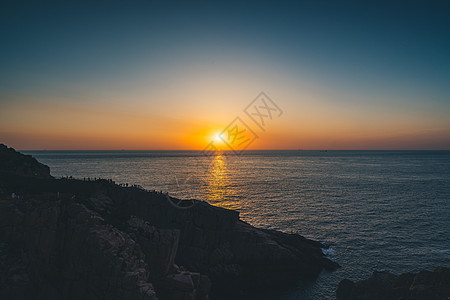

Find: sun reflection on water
[203,153,240,210]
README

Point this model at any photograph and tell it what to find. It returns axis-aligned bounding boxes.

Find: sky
[1,0,449,150]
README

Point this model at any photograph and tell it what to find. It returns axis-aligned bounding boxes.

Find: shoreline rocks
[337,268,450,300]
[0,144,338,299]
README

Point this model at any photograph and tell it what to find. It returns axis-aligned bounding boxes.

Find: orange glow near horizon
[1,85,450,150]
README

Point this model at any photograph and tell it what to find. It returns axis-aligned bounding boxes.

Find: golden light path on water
[202,153,240,210]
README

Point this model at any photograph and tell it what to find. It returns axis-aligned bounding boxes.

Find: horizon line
[19,148,450,152]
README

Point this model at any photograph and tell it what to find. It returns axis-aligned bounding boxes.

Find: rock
[0,196,157,300]
[0,144,51,179]
[336,268,450,300]
[166,273,195,291]
[161,272,210,300]
[110,187,339,295]
[127,216,180,279]
[336,279,355,300]
[0,242,34,299]
[0,144,339,299]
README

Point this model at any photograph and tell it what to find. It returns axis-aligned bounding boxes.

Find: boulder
[336,268,450,300]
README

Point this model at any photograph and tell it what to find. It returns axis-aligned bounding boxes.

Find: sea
[23,150,450,299]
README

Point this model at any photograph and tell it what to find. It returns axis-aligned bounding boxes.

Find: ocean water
[24,150,450,299]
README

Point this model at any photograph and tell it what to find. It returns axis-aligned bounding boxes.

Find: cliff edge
[0,144,338,299]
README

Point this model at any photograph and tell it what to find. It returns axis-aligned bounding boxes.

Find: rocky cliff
[0,144,338,299]
[336,268,450,300]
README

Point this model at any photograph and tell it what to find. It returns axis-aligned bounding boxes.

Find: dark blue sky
[2,0,449,95]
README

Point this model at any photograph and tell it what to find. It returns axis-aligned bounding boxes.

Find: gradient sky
[1,0,450,150]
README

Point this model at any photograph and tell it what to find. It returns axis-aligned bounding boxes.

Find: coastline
[0,144,338,299]
[2,144,449,299]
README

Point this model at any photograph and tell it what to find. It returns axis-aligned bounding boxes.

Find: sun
[214,133,223,142]
[210,132,226,149]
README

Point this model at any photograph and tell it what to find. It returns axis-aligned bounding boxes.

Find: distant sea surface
[24,150,450,299]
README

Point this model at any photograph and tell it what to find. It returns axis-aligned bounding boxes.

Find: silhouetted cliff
[0,144,338,299]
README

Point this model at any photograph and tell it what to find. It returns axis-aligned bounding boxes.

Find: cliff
[0,144,338,299]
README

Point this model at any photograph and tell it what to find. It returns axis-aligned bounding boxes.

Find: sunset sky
[1,1,450,150]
